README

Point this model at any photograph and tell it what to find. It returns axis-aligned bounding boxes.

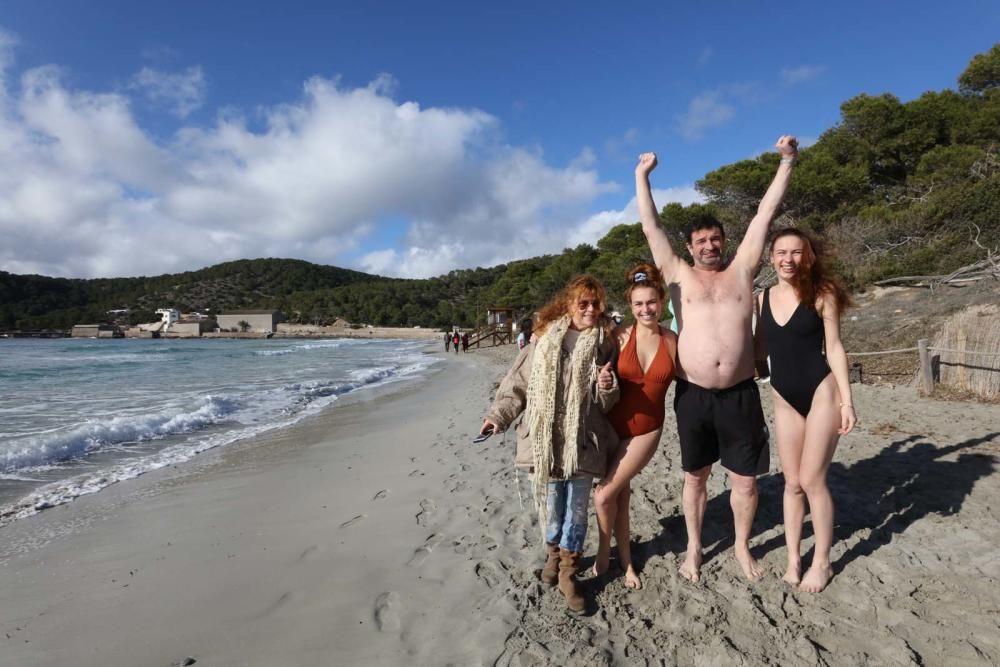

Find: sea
[0,336,437,526]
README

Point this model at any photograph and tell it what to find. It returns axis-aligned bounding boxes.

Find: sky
[1,1,998,279]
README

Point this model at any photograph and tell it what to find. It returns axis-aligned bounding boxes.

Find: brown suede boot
[558,549,585,614]
[541,543,560,586]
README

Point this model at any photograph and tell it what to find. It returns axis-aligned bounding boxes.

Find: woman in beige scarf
[481,275,620,614]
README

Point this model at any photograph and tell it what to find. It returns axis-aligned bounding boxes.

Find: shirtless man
[636,135,798,581]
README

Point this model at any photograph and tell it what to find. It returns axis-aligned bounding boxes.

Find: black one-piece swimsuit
[760,288,831,417]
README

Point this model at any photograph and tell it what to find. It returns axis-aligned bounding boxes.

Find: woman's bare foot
[592,553,610,578]
[734,547,765,580]
[782,558,802,586]
[623,565,641,590]
[798,562,834,593]
[679,548,702,582]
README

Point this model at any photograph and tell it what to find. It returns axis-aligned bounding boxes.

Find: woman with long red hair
[755,228,856,593]
[481,275,620,613]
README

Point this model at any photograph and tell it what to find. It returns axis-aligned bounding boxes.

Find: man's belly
[676,330,754,389]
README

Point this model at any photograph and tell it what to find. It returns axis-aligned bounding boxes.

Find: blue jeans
[545,477,592,553]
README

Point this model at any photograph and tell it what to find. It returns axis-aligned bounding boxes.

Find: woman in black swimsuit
[756,228,856,593]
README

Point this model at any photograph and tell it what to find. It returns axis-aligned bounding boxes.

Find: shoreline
[0,337,443,530]
[1,344,999,664]
[0,346,512,665]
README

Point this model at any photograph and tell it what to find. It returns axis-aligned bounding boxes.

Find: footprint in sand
[475,561,502,589]
[374,592,401,632]
[372,489,389,501]
[408,469,425,478]
[415,499,437,526]
[339,514,366,529]
[452,534,471,555]
[407,534,444,566]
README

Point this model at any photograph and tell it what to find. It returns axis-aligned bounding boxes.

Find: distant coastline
[1,324,447,341]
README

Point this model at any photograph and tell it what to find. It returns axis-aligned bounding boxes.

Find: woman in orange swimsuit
[594,263,676,589]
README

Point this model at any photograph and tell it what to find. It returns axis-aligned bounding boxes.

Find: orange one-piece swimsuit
[608,327,675,439]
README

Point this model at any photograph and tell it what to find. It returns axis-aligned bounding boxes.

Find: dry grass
[931,304,1000,399]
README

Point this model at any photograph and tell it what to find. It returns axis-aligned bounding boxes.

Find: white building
[156,308,180,331]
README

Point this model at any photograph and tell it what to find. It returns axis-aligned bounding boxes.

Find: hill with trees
[3,43,999,331]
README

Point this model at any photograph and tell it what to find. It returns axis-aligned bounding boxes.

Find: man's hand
[636,152,658,178]
[597,361,614,390]
[776,135,799,159]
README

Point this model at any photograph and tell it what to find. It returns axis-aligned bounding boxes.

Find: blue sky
[1,1,998,278]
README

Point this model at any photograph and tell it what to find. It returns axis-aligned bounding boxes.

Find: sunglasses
[577,299,602,311]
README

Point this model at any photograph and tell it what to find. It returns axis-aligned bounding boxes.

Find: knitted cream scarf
[524,314,600,537]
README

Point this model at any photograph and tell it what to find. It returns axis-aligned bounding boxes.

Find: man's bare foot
[679,549,702,582]
[782,558,802,585]
[798,562,833,593]
[735,548,765,580]
[623,565,641,590]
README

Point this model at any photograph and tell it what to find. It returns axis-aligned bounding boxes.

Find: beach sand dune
[0,346,998,665]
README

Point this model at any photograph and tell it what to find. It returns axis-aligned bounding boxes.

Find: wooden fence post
[918,338,934,394]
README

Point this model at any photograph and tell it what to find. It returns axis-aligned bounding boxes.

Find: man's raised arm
[636,153,683,284]
[734,135,799,271]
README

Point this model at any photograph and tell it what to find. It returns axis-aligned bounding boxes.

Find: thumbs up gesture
[597,361,614,390]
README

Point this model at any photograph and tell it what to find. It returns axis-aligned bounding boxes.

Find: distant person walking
[452,331,460,354]
[481,275,619,613]
[635,135,798,582]
[517,319,533,350]
[755,228,855,593]
[594,263,677,590]
[444,331,451,352]
[462,331,470,352]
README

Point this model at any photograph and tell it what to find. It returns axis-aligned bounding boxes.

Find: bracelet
[839,403,854,408]
[780,156,796,165]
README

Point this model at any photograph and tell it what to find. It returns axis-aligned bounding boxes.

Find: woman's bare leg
[773,391,807,585]
[594,429,660,579]
[613,485,642,588]
[799,376,841,593]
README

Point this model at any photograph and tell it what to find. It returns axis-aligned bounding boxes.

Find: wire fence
[844,338,1000,397]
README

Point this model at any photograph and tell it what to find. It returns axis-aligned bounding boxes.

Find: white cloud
[564,186,703,247]
[675,92,736,142]
[131,65,206,117]
[781,65,825,85]
[361,185,704,278]
[0,38,621,280]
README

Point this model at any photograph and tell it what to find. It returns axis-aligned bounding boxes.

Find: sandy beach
[1,343,999,666]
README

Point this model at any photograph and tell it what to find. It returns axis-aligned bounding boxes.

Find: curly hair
[769,228,852,313]
[534,275,613,337]
[624,262,666,303]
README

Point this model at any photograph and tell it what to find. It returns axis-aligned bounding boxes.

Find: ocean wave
[0,396,240,473]
[254,340,345,356]
[0,339,438,526]
[0,419,281,528]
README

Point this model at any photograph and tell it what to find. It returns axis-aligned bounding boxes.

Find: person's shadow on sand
[609,431,998,584]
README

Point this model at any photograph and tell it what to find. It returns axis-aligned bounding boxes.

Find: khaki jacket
[486,333,620,479]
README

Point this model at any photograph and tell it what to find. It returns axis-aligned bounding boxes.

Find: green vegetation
[3,44,999,330]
